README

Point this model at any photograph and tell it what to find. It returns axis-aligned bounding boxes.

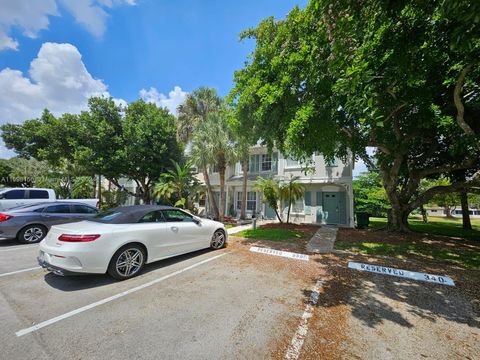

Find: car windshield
[91,210,122,221]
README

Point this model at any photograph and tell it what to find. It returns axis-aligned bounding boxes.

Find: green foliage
[177,87,223,143]
[231,0,480,231]
[153,160,199,210]
[71,176,94,199]
[353,171,389,216]
[279,175,305,224]
[254,176,282,223]
[1,97,182,203]
[189,113,237,220]
[101,189,128,210]
[369,217,480,241]
[236,228,303,242]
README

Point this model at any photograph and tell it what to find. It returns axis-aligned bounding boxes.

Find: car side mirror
[192,216,201,225]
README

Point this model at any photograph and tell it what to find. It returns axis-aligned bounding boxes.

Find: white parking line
[0,266,41,278]
[284,279,323,360]
[16,252,227,337]
[0,245,38,253]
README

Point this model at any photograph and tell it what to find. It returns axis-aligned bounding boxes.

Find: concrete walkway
[227,220,274,235]
[306,225,338,253]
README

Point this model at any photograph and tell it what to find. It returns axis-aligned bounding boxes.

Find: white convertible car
[38,205,227,280]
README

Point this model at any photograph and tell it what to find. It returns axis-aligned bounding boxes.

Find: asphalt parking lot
[0,238,319,360]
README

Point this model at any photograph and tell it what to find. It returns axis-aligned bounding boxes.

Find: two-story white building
[197,146,355,227]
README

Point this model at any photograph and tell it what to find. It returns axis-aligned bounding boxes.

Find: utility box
[356,212,370,229]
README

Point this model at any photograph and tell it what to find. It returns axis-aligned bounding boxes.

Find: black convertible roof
[89,205,177,224]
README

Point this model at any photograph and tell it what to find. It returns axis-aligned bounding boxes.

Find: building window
[291,198,304,213]
[237,192,257,211]
[210,164,219,173]
[285,157,301,168]
[261,154,272,171]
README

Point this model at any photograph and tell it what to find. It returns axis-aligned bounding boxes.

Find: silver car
[0,202,99,244]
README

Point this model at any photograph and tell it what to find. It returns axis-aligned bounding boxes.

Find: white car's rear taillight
[58,234,101,242]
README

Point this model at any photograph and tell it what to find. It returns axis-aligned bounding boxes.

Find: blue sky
[0,0,307,104]
[0,0,367,175]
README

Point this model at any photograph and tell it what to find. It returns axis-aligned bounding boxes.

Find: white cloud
[0,42,186,157]
[0,0,135,51]
[139,86,188,116]
[0,42,108,127]
[0,0,58,51]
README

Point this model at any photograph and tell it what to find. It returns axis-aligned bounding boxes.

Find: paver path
[306,226,338,253]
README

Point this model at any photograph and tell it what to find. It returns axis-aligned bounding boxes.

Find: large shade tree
[1,97,182,204]
[231,0,480,231]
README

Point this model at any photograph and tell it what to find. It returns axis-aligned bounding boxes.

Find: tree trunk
[387,205,410,232]
[92,175,97,198]
[445,206,454,218]
[420,205,428,224]
[287,186,292,224]
[274,204,283,223]
[240,159,248,220]
[460,191,472,230]
[203,167,219,219]
[219,169,225,222]
[97,174,102,204]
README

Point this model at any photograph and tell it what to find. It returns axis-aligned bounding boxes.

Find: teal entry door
[322,192,339,224]
[264,203,277,219]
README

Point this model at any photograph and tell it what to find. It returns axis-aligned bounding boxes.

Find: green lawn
[369,216,480,240]
[235,228,304,242]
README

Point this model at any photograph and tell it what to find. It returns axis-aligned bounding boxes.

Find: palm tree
[176,87,223,143]
[190,131,220,219]
[195,114,236,222]
[154,160,198,209]
[280,175,305,224]
[254,176,282,223]
[237,140,250,220]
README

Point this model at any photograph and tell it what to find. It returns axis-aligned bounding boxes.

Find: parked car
[38,205,227,280]
[0,202,99,244]
[0,188,99,211]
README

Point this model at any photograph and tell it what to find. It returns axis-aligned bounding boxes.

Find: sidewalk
[306,225,338,253]
[226,220,275,235]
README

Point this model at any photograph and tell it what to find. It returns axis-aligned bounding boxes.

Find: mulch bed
[336,228,480,310]
[260,223,321,233]
[337,227,480,252]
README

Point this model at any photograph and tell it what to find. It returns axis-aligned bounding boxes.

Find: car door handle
[170,226,179,232]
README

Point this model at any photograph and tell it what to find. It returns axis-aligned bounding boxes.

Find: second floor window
[285,157,301,168]
[249,153,278,173]
[261,154,272,171]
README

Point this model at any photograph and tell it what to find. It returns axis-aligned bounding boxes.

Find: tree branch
[110,178,138,197]
[454,64,476,139]
[410,172,480,210]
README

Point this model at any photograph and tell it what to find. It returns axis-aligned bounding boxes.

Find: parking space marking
[348,261,456,286]
[250,246,309,261]
[285,279,323,360]
[15,252,228,337]
[0,266,41,278]
[0,245,38,253]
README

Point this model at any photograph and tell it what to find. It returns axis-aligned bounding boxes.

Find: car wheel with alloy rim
[210,229,226,249]
[108,244,146,280]
[17,225,47,244]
